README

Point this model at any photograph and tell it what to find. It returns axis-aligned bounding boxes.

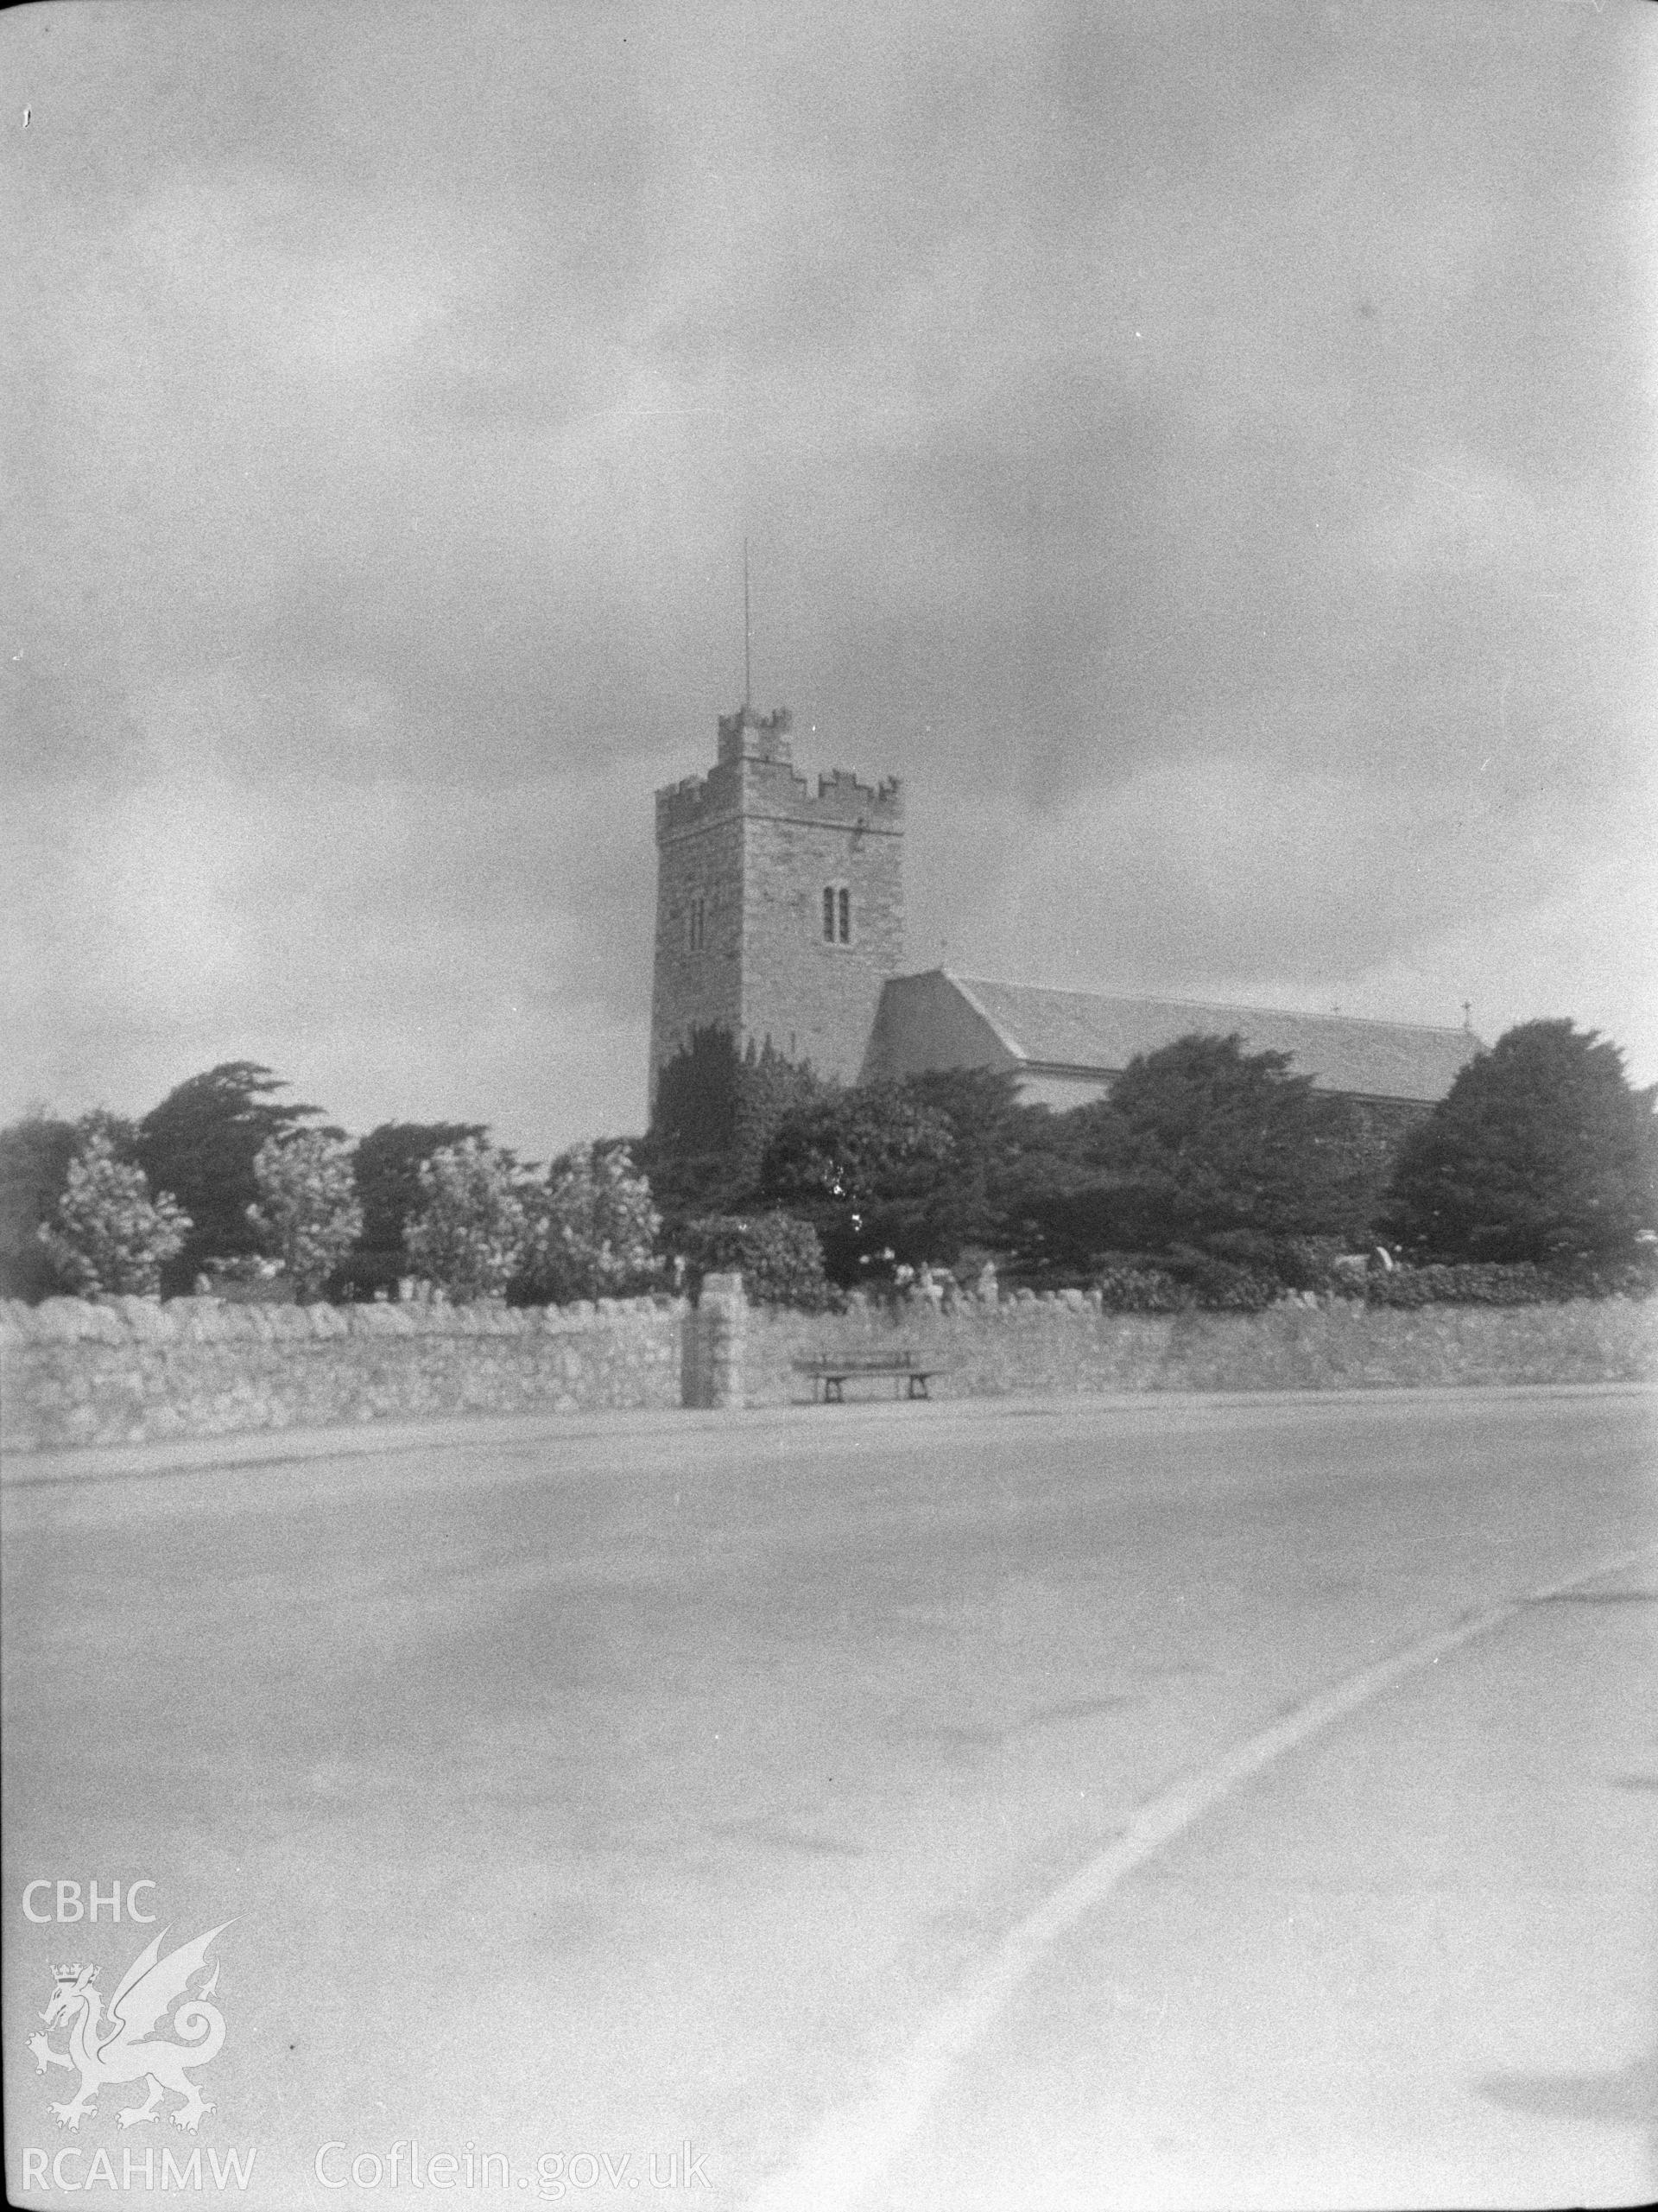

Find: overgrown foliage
[9,1010,1653,1317]
[516,1142,661,1303]
[402,1138,528,1302]
[759,1081,957,1282]
[136,1062,325,1292]
[247,1130,364,1301]
[1,1112,85,1299]
[352,1121,491,1255]
[642,1028,825,1230]
[1381,1020,1658,1263]
[675,1212,832,1308]
[997,1036,1375,1285]
[1345,1253,1658,1307]
[39,1130,191,1298]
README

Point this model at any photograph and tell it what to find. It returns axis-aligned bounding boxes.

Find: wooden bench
[794,1351,945,1404]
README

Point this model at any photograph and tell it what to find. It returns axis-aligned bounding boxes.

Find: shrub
[1558,1246,1658,1300]
[1353,1252,1658,1308]
[759,1082,956,1281]
[1087,1251,1279,1312]
[39,1131,191,1298]
[1,1112,81,1300]
[1092,1264,1192,1313]
[246,1129,364,1301]
[1184,1255,1280,1311]
[403,1138,527,1302]
[516,1143,661,1304]
[677,1212,834,1308]
[352,1120,490,1254]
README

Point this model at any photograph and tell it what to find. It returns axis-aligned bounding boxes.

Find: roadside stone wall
[5,1286,1654,1455]
[0,1295,687,1453]
[738,1290,1658,1404]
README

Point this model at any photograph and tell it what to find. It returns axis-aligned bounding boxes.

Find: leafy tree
[0,1112,81,1299]
[1109,1034,1368,1255]
[402,1138,527,1302]
[136,1062,324,1290]
[649,1026,746,1161]
[516,1143,661,1304]
[40,1131,191,1298]
[642,1029,824,1230]
[246,1130,364,1301]
[351,1121,491,1254]
[899,1067,1046,1263]
[1004,1035,1372,1283]
[674,1212,832,1309]
[731,1036,825,1182]
[759,1081,956,1281]
[1380,1019,1658,1263]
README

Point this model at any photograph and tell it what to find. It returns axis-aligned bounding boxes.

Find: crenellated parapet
[656,715,904,840]
[785,765,905,831]
[718,703,794,765]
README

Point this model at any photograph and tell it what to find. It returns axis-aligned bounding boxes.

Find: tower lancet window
[687,897,706,952]
[822,884,851,945]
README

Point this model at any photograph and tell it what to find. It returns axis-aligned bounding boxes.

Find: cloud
[3,0,1654,1150]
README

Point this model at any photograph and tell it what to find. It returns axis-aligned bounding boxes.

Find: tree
[1,1112,81,1299]
[649,1026,746,1162]
[246,1130,364,1301]
[1380,1019,1658,1264]
[350,1122,492,1253]
[759,1082,956,1281]
[898,1067,1047,1264]
[402,1138,527,1302]
[1111,1033,1368,1258]
[39,1130,191,1298]
[1004,1035,1373,1284]
[516,1143,661,1303]
[642,1029,825,1231]
[136,1062,325,1290]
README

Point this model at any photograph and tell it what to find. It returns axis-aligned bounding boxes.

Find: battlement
[656,713,904,840]
[718,703,794,765]
[649,696,906,1093]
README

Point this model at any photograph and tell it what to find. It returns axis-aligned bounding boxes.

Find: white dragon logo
[27,1924,231,2133]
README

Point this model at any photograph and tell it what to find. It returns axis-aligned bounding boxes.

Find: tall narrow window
[822,886,836,942]
[838,886,851,943]
[687,897,706,952]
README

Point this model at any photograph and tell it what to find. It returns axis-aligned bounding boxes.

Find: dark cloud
[3,0,1653,1150]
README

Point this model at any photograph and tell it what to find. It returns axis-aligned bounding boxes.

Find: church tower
[649,704,905,1103]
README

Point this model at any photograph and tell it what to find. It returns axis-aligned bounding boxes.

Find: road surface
[3,1386,1654,2209]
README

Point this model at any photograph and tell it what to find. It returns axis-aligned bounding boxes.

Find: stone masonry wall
[649,811,745,1092]
[0,1296,688,1454]
[737,1290,1658,1403]
[9,1286,1649,1459]
[650,720,905,1094]
[740,806,904,1081]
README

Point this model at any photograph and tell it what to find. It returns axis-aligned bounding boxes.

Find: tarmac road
[3,1386,1654,2211]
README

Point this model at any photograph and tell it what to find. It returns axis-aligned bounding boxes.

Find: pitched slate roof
[949,975,1480,1103]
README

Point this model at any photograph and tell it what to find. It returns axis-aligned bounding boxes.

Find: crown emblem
[54,1963,95,1984]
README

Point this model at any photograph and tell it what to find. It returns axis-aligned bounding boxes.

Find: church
[649,703,1479,1129]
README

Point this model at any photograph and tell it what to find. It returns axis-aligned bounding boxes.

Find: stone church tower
[649,704,905,1101]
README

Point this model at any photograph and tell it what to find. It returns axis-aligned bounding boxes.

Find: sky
[4,0,1655,1160]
